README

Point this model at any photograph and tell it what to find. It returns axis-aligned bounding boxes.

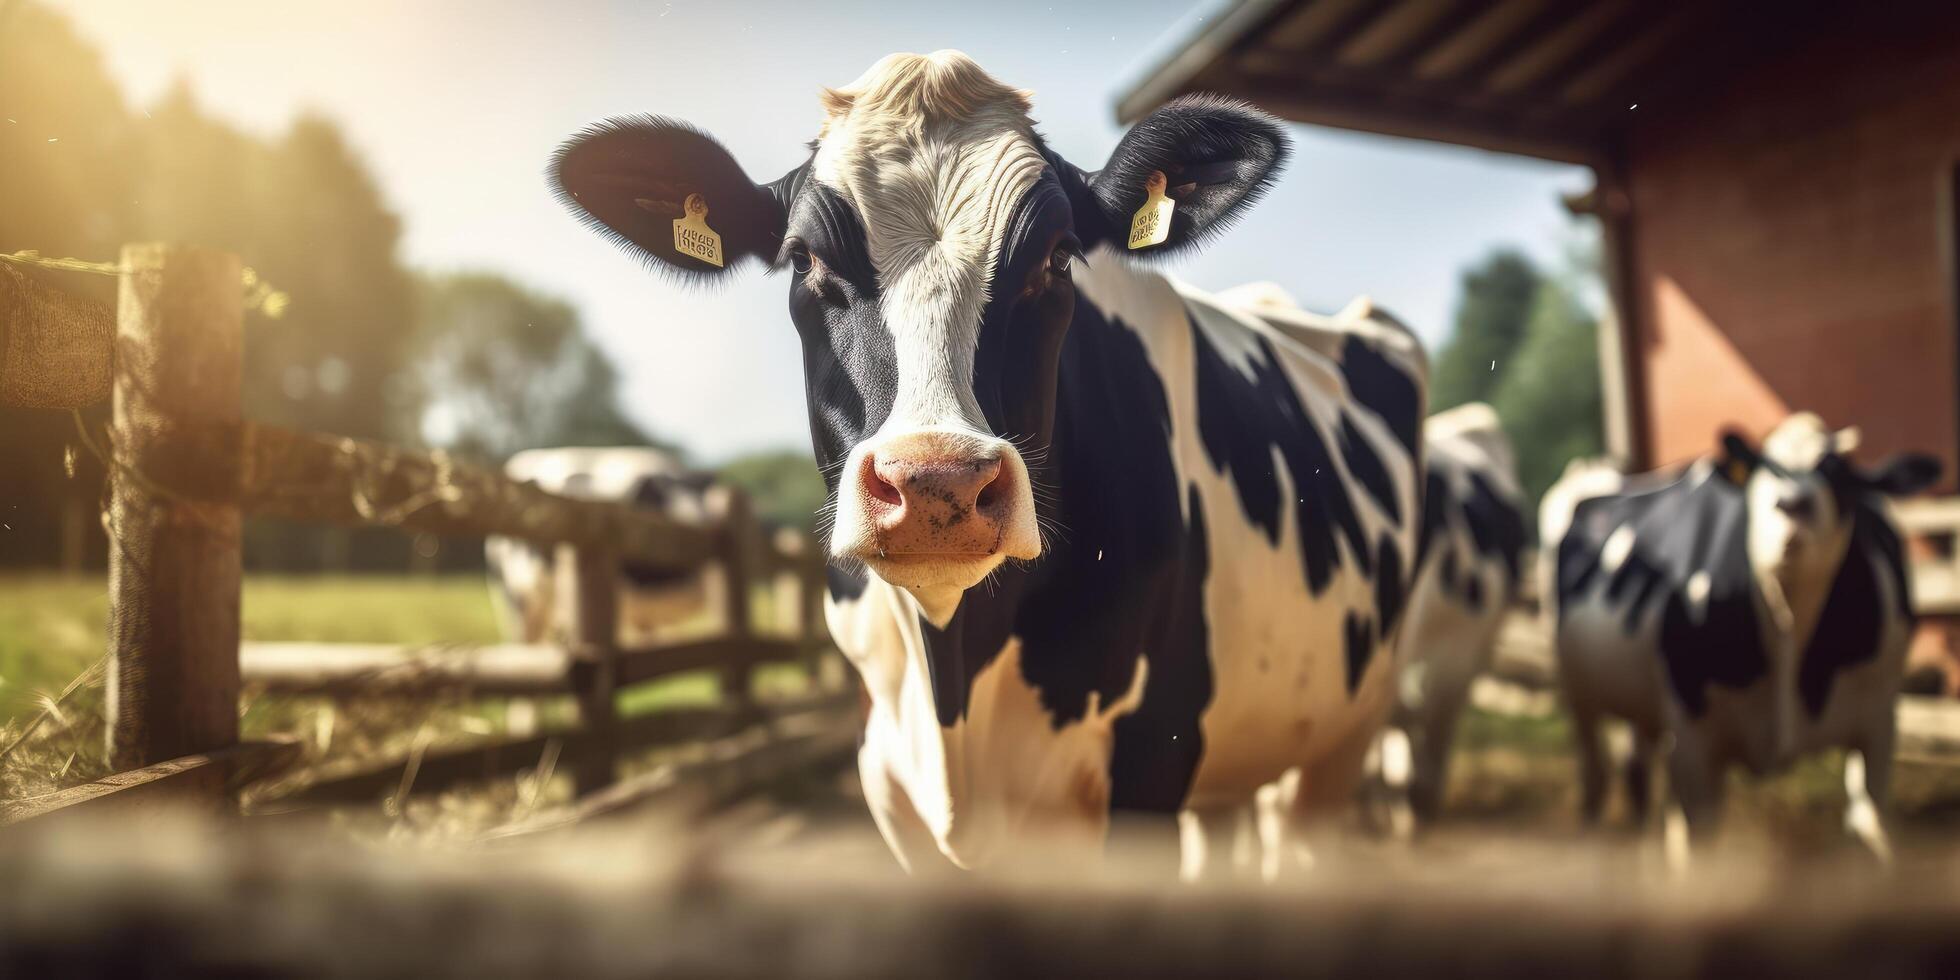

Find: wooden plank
[480,715,860,840]
[241,642,574,695]
[107,243,244,774]
[238,424,717,572]
[1,739,301,827]
[614,637,807,688]
[0,263,114,409]
[268,692,857,806]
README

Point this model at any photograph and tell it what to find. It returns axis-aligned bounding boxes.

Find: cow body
[553,51,1426,872]
[1546,415,1938,855]
[830,276,1425,870]
[1389,403,1527,820]
[486,447,717,647]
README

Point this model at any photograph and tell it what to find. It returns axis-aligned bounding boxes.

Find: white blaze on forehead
[1760,412,1839,473]
[810,51,1048,433]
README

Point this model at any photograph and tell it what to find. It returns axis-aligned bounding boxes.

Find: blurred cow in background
[1381,403,1528,825]
[1546,413,1940,860]
[486,447,720,648]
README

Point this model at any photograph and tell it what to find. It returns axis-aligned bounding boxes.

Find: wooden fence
[0,244,845,823]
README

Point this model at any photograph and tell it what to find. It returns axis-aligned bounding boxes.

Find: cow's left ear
[1717,429,1761,485]
[1084,95,1289,257]
[1863,453,1943,496]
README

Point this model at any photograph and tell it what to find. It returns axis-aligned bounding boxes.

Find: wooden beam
[1263,0,1385,53]
[1411,0,1556,81]
[1,740,300,827]
[107,243,244,775]
[0,263,114,409]
[238,424,717,573]
[266,692,856,806]
[1114,0,1298,123]
[1219,65,1603,165]
[1482,0,1631,95]
[1341,0,1488,71]
[241,642,575,695]
[614,637,808,688]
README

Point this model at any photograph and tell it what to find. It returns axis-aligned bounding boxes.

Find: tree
[1487,280,1605,506]
[409,272,656,460]
[717,450,827,532]
[1428,250,1543,413]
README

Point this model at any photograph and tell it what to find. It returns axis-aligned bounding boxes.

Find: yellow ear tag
[672,193,724,268]
[1727,459,1749,484]
[1127,170,1174,250]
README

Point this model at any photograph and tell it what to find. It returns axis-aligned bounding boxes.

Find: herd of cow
[508,51,1943,875]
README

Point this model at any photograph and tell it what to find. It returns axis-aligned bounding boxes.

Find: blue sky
[55,0,1593,461]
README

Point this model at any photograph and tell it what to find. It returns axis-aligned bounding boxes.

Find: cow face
[552,51,1286,618]
[1721,414,1940,585]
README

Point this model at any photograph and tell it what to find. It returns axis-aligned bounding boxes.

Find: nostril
[974,464,1008,514]
[867,468,904,507]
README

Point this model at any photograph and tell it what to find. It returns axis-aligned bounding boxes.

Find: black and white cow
[552,51,1427,872]
[486,446,718,647]
[1390,402,1528,822]
[1546,413,1940,857]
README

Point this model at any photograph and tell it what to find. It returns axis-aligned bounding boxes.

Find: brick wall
[1624,12,1960,483]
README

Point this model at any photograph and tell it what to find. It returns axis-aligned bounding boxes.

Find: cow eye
[788,243,813,275]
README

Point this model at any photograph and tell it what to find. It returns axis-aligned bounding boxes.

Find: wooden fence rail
[1,243,841,825]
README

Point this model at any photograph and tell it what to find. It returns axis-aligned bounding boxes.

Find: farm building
[1121,0,1960,688]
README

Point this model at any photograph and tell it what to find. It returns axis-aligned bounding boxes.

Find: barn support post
[567,543,620,795]
[710,487,758,712]
[106,244,244,791]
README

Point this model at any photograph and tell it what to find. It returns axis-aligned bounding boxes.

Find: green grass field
[0,573,807,813]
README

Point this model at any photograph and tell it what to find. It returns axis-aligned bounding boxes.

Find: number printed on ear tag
[1127,170,1173,250]
[672,193,724,267]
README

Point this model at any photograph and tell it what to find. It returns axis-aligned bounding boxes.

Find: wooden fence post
[710,487,757,711]
[567,544,619,795]
[106,244,243,785]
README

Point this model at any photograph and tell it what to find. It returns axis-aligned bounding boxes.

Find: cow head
[552,51,1286,619]
[1720,413,1940,595]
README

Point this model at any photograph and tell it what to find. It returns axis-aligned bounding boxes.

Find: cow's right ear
[552,116,789,278]
[1717,429,1762,485]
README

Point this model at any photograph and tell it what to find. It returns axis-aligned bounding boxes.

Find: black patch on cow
[1338,335,1421,458]
[1797,503,1908,717]
[1107,484,1213,813]
[1461,471,1527,587]
[1418,451,1525,614]
[915,301,1190,732]
[1339,412,1399,524]
[1190,321,1369,592]
[1558,468,1769,717]
[1343,611,1373,694]
[825,561,868,602]
[1376,531,1407,636]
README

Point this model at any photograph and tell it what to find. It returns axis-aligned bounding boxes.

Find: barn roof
[1115,0,1829,166]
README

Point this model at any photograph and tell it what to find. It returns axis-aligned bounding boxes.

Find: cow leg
[1570,705,1611,825]
[1623,723,1660,827]
[1663,729,1724,870]
[1177,804,1248,882]
[1845,717,1896,864]
[1409,703,1460,822]
[1286,720,1379,871]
